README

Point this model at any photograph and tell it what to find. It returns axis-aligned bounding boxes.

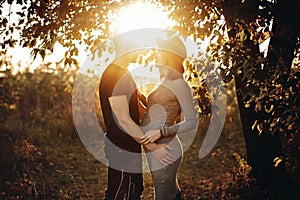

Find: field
[1,84,271,199]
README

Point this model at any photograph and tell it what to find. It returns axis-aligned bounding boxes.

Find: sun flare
[110,2,175,34]
[108,2,177,95]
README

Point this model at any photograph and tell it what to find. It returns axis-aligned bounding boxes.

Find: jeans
[104,167,143,200]
[104,139,143,200]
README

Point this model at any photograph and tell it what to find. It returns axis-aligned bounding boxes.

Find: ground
[1,89,272,199]
[1,115,270,199]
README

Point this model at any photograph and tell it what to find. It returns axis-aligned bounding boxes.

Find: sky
[1,1,65,71]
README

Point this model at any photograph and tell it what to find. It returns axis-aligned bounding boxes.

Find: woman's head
[156,33,187,58]
[157,50,185,74]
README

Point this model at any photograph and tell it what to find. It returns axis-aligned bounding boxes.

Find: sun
[108,1,177,95]
[110,1,176,34]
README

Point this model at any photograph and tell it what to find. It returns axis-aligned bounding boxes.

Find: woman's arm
[160,80,198,137]
[160,111,197,137]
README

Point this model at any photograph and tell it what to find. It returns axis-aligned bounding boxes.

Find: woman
[140,35,198,200]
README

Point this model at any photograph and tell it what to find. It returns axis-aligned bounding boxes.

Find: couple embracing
[99,32,198,200]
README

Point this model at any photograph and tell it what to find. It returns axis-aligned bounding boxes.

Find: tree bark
[224,0,299,196]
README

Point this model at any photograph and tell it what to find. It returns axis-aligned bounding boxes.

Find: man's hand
[140,129,161,145]
[145,143,176,166]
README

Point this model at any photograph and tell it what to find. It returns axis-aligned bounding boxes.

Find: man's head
[112,32,147,66]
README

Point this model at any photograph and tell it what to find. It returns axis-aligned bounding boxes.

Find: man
[99,36,175,200]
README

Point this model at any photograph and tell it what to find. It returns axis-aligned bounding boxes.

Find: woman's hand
[140,129,162,145]
[145,143,175,166]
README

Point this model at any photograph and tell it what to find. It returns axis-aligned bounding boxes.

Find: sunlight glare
[110,2,176,34]
[108,2,177,94]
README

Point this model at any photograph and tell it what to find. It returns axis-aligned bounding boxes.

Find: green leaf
[245,103,250,108]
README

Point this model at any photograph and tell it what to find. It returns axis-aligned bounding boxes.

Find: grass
[3,115,256,199]
[1,82,271,199]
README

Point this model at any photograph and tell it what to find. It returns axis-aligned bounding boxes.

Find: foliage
[0,56,16,129]
[0,0,138,60]
[0,55,75,136]
[0,133,46,199]
[169,0,300,185]
[213,153,256,199]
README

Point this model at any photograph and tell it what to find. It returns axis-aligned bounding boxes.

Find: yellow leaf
[257,123,263,135]
[273,157,282,168]
[265,104,274,113]
[252,120,258,131]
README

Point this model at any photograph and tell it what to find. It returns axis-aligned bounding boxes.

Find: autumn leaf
[273,157,283,168]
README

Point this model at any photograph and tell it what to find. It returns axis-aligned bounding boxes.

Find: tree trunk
[233,0,299,197]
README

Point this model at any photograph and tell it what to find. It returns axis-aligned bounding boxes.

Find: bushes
[0,132,46,199]
[1,59,76,137]
[0,58,78,199]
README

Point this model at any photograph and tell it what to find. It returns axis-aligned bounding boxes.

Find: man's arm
[109,95,176,165]
[109,95,144,142]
